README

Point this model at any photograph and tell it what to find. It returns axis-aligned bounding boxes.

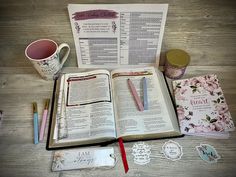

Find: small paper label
[52,147,115,171]
[132,142,151,165]
[196,144,220,163]
[162,140,183,161]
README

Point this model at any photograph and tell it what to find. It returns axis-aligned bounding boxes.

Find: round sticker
[162,140,183,161]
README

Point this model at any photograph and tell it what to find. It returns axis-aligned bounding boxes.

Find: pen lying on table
[39,99,50,142]
[33,102,39,144]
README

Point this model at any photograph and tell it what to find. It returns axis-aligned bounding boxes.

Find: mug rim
[25,38,58,61]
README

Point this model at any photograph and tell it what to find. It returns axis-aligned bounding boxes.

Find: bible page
[111,67,177,138]
[55,70,116,144]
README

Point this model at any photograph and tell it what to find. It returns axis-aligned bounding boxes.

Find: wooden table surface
[0,0,236,177]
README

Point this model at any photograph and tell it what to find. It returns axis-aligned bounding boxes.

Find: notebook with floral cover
[172,74,235,138]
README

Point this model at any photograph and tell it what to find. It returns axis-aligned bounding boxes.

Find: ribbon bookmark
[118,138,129,173]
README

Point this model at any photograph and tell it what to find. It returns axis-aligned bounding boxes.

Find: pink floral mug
[25,39,70,80]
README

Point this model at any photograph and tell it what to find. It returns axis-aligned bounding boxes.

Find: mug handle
[58,43,70,68]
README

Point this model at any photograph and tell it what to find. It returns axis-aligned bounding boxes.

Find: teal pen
[33,102,39,144]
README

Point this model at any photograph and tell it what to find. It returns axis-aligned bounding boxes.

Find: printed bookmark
[52,147,116,171]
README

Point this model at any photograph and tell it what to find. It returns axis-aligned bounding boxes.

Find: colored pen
[39,99,50,141]
[127,78,144,111]
[33,102,39,144]
[143,77,148,110]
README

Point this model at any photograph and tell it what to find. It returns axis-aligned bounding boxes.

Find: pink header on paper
[72,10,118,20]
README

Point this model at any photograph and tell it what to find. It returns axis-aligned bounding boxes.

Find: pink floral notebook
[172,74,235,138]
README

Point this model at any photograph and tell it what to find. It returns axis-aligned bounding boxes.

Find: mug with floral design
[25,39,70,80]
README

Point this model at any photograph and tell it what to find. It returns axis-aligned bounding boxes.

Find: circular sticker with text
[162,140,183,161]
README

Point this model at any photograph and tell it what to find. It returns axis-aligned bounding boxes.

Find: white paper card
[68,4,168,68]
[52,147,115,171]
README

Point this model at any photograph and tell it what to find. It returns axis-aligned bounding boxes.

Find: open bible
[47,67,181,149]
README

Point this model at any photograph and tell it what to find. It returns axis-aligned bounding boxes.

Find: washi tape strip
[132,142,151,165]
[196,144,221,163]
[162,140,183,161]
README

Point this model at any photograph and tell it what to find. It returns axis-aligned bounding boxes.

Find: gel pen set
[33,99,50,144]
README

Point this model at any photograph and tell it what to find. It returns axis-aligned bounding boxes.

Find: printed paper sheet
[68,4,168,68]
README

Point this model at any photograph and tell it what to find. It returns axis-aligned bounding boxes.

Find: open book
[47,67,181,149]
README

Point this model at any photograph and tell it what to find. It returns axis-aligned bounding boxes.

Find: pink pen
[127,79,144,111]
[39,99,50,141]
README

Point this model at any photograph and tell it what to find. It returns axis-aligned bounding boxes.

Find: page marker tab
[132,142,151,165]
[52,147,115,171]
[162,140,183,161]
[196,144,220,163]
